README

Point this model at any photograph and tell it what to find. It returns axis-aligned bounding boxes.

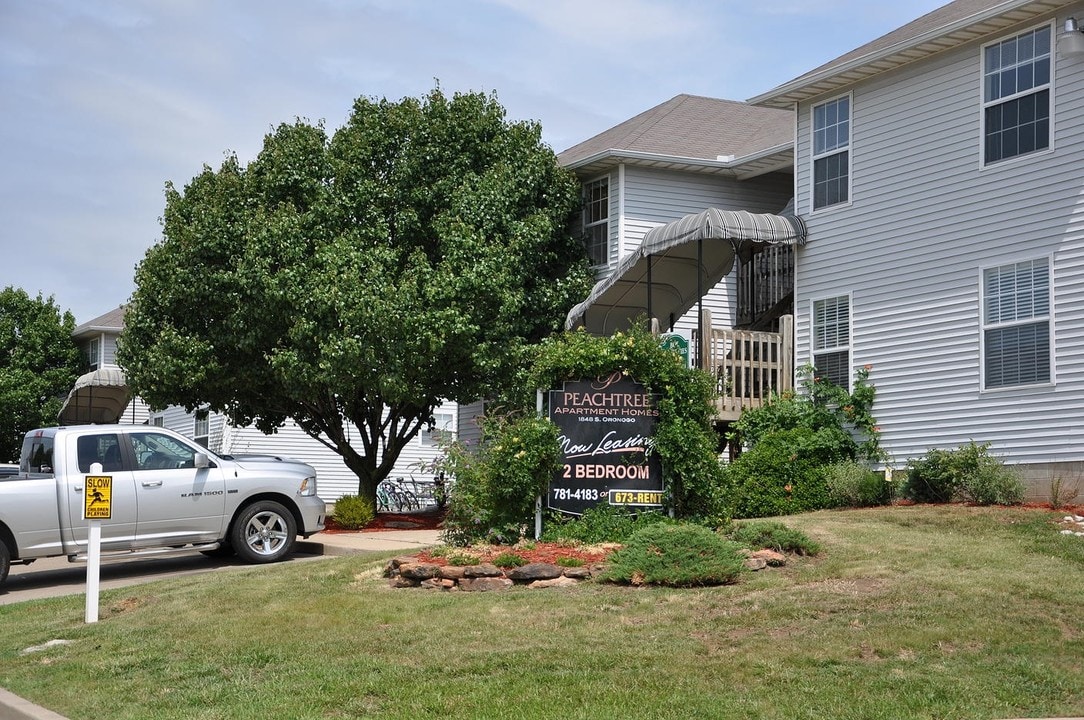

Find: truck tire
[231,500,297,564]
[0,541,10,588]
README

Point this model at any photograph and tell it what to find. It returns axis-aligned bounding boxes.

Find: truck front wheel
[231,500,297,564]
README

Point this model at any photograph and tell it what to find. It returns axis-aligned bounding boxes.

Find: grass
[1,505,1083,719]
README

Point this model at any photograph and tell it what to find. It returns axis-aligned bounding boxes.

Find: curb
[0,687,69,720]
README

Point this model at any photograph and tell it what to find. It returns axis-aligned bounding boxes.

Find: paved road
[0,547,327,606]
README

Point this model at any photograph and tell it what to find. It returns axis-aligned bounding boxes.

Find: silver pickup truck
[0,424,326,588]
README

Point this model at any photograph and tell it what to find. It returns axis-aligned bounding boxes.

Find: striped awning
[57,367,132,425]
[565,206,807,335]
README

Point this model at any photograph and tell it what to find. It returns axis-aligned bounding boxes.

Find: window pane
[814,350,850,388]
[985,322,1050,387]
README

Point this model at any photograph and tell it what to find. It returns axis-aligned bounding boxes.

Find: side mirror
[194,453,210,469]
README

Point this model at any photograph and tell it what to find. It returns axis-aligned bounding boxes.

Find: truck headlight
[299,476,317,497]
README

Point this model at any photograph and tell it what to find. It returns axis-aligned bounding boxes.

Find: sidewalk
[297,528,443,556]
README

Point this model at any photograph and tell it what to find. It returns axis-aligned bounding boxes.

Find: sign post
[83,466,112,624]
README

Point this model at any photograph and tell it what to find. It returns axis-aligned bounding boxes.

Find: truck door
[66,432,138,549]
[127,431,226,544]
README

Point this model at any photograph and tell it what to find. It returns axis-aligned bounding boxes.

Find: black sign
[548,373,663,515]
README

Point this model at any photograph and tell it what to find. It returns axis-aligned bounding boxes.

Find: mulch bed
[322,510,447,533]
[321,509,614,565]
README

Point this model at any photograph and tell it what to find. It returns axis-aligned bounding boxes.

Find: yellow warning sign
[84,475,112,520]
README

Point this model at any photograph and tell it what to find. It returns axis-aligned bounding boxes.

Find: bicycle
[376,478,420,513]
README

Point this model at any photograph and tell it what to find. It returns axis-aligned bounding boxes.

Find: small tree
[119,88,593,505]
[0,288,85,461]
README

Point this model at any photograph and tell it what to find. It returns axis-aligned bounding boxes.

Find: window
[983,258,1051,388]
[583,176,609,266]
[194,410,209,448]
[151,416,164,427]
[421,412,455,447]
[76,433,123,473]
[813,295,851,387]
[85,337,100,370]
[812,95,850,210]
[131,432,198,470]
[983,25,1051,164]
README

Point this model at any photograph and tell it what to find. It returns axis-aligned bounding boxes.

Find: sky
[0,0,948,325]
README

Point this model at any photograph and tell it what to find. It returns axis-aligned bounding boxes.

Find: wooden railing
[699,311,793,421]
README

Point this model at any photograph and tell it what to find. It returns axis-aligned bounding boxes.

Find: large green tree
[119,88,593,502]
[0,288,85,462]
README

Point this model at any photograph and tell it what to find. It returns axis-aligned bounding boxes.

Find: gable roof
[558,94,794,180]
[750,0,1073,108]
[73,305,126,338]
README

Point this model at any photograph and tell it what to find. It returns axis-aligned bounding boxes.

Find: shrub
[600,523,746,587]
[440,412,561,546]
[555,556,585,568]
[826,460,894,507]
[331,494,375,530]
[492,552,527,569]
[959,458,1024,506]
[541,503,674,544]
[904,441,1024,506]
[725,520,821,555]
[447,553,481,566]
[721,427,837,518]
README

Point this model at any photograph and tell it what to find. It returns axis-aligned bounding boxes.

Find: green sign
[660,333,689,367]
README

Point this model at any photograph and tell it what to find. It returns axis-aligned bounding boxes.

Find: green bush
[959,457,1025,505]
[725,520,821,555]
[826,460,894,507]
[600,523,746,587]
[331,494,375,530]
[724,365,886,519]
[492,552,527,569]
[721,427,838,518]
[555,556,585,568]
[904,441,1024,506]
[541,503,674,544]
[441,413,561,546]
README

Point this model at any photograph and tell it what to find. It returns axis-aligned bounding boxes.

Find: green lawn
[2,504,1083,719]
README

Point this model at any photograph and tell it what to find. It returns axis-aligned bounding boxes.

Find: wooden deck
[699,312,793,421]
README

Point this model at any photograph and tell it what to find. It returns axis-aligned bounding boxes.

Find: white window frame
[583,175,610,268]
[980,23,1053,167]
[811,293,852,389]
[85,337,100,370]
[421,411,455,447]
[980,256,1053,390]
[194,409,210,448]
[810,93,851,212]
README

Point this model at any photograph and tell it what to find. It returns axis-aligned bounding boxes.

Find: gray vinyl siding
[155,403,457,501]
[793,10,1084,467]
[620,166,792,335]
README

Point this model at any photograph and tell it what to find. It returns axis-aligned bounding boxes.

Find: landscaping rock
[463,563,503,578]
[438,565,467,581]
[507,563,563,582]
[528,576,578,589]
[390,576,420,588]
[744,557,768,571]
[561,567,592,580]
[459,577,513,592]
[399,562,442,581]
[750,549,787,566]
